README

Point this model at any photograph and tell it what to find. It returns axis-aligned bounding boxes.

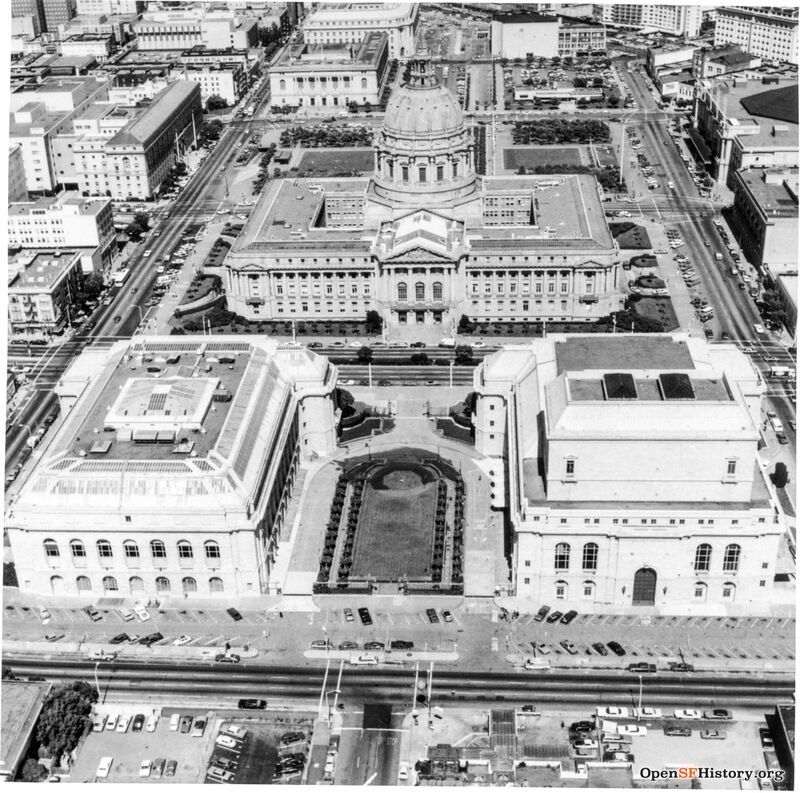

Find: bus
[113,268,130,287]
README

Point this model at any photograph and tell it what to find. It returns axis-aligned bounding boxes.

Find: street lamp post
[94,661,101,698]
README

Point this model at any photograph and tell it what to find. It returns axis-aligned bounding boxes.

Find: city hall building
[222,62,624,329]
[473,334,783,612]
[6,337,337,599]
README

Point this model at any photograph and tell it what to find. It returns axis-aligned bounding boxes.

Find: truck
[769,366,791,379]
[113,268,131,287]
[770,416,784,434]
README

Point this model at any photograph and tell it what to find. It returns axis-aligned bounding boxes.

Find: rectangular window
[418,167,426,182]
[401,165,409,182]
[565,459,574,475]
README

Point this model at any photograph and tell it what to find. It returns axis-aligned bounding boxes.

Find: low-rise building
[59,32,113,60]
[731,166,798,276]
[133,6,259,51]
[73,80,202,200]
[557,19,606,57]
[75,0,143,14]
[775,273,797,338]
[693,44,763,78]
[8,249,84,338]
[6,336,338,598]
[9,144,29,202]
[8,192,115,272]
[302,2,418,59]
[474,334,782,612]
[269,31,390,111]
[492,12,605,59]
[693,77,798,188]
[715,6,799,65]
[0,681,52,781]
[177,61,247,107]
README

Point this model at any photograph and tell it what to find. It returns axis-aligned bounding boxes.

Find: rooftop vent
[659,372,695,400]
[603,372,637,400]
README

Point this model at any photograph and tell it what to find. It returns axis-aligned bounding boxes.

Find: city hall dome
[373,60,477,206]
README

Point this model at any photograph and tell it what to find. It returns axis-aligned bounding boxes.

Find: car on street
[667,662,694,673]
[358,607,373,625]
[674,709,702,720]
[635,707,662,719]
[426,608,439,623]
[378,379,392,386]
[618,724,647,736]
[560,610,578,625]
[132,714,145,732]
[597,706,629,719]
[546,610,563,623]
[703,709,732,720]
[238,698,267,709]
[700,730,727,740]
[179,715,193,733]
[226,607,243,621]
[627,662,656,673]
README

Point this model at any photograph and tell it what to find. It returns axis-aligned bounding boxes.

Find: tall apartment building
[9,145,29,203]
[269,32,390,110]
[133,7,259,51]
[474,334,782,612]
[302,3,419,59]
[596,4,702,37]
[42,0,77,32]
[75,0,144,13]
[8,193,115,272]
[715,6,799,65]
[12,0,46,36]
[73,80,202,200]
[177,62,247,106]
[8,250,84,337]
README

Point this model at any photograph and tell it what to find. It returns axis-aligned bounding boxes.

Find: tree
[77,272,104,305]
[362,101,372,114]
[206,94,228,112]
[365,310,383,334]
[455,345,473,365]
[410,353,430,365]
[458,314,476,333]
[173,161,187,177]
[133,211,150,232]
[20,760,48,782]
[772,462,788,489]
[124,219,145,242]
[356,346,373,364]
[2,664,16,680]
[36,681,98,760]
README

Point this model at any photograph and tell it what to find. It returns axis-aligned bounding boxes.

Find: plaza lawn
[504,146,583,170]
[297,148,374,175]
[350,476,437,580]
[609,222,652,250]
[632,296,679,332]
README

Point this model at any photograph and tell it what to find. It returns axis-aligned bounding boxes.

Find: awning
[686,128,712,165]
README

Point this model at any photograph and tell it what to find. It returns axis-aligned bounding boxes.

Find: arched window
[722,581,736,600]
[432,282,443,301]
[76,575,92,592]
[156,576,171,593]
[397,282,407,301]
[279,78,286,91]
[555,580,568,600]
[151,540,166,559]
[124,540,140,559]
[129,576,144,594]
[102,575,118,592]
[582,580,595,599]
[44,539,60,558]
[209,577,224,593]
[97,539,112,558]
[722,544,740,572]
[554,542,570,571]
[694,543,712,572]
[50,575,64,595]
[582,542,598,571]
[693,581,707,601]
[70,540,86,559]
[121,156,129,169]
[415,282,425,301]
[177,541,193,559]
[361,77,367,89]
[182,577,197,593]
[204,541,220,560]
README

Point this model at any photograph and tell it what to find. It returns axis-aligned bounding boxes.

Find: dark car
[215,653,241,663]
[569,721,595,735]
[364,641,384,651]
[560,610,578,625]
[109,633,129,645]
[546,611,563,624]
[83,606,102,622]
[703,709,733,721]
[279,732,306,746]
[591,642,609,656]
[390,640,414,650]
[627,662,656,673]
[226,607,243,622]
[132,714,146,732]
[338,641,358,651]
[410,342,426,348]
[377,379,392,387]
[238,699,267,709]
[141,632,164,647]
[179,715,193,734]
[667,662,694,673]
[759,727,774,748]
[307,342,323,349]
[165,760,177,777]
[426,608,439,624]
[113,315,121,323]
[664,724,692,737]
[533,606,550,623]
[358,607,372,625]
[607,641,626,657]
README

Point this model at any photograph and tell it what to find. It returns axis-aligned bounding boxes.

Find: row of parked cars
[310,639,414,651]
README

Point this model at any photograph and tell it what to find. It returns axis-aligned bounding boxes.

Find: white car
[169,713,180,731]
[597,706,629,719]
[92,714,107,732]
[667,181,675,189]
[173,635,192,646]
[96,757,113,779]
[139,760,151,778]
[348,341,365,348]
[135,605,151,621]
[618,724,647,736]
[472,341,486,348]
[753,323,766,335]
[116,715,131,733]
[143,250,152,258]
[635,707,662,719]
[38,606,52,623]
[398,762,409,781]
[146,714,158,732]
[222,724,248,739]
[105,714,119,731]
[572,738,598,749]
[674,709,702,720]
[216,735,240,750]
[616,210,632,218]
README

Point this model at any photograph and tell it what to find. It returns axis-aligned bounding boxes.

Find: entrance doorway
[632,567,657,605]
[415,311,425,324]
[398,311,407,325]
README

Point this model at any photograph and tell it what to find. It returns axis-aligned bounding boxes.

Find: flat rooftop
[109,81,198,146]
[737,168,799,218]
[567,372,732,402]
[554,336,696,374]
[9,193,109,215]
[1,681,51,777]
[8,251,80,290]
[278,31,387,67]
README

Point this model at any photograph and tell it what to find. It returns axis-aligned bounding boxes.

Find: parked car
[703,709,732,721]
[169,713,181,731]
[132,714,146,733]
[92,714,107,732]
[338,641,358,651]
[310,640,331,650]
[116,715,131,733]
[215,653,241,663]
[179,716,193,734]
[664,723,692,737]
[597,706,629,719]
[759,727,774,748]
[364,641,385,651]
[192,718,206,738]
[238,699,267,710]
[279,732,306,746]
[105,714,119,731]
[165,760,177,777]
[426,608,439,624]
[358,607,372,625]
[635,707,662,719]
[226,607,243,622]
[441,610,454,623]
[146,714,158,732]
[560,610,578,625]
[344,608,355,623]
[572,738,598,750]
[607,641,626,656]
[83,606,102,622]
[618,724,647,736]
[570,721,595,735]
[390,640,414,650]
[546,610,563,624]
[674,709,702,720]
[222,724,249,740]
[151,759,166,779]
[560,640,579,655]
[533,606,551,622]
[627,662,656,673]
[216,735,239,750]
[591,642,609,656]
[700,730,727,740]
[134,605,150,622]
[173,635,192,646]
